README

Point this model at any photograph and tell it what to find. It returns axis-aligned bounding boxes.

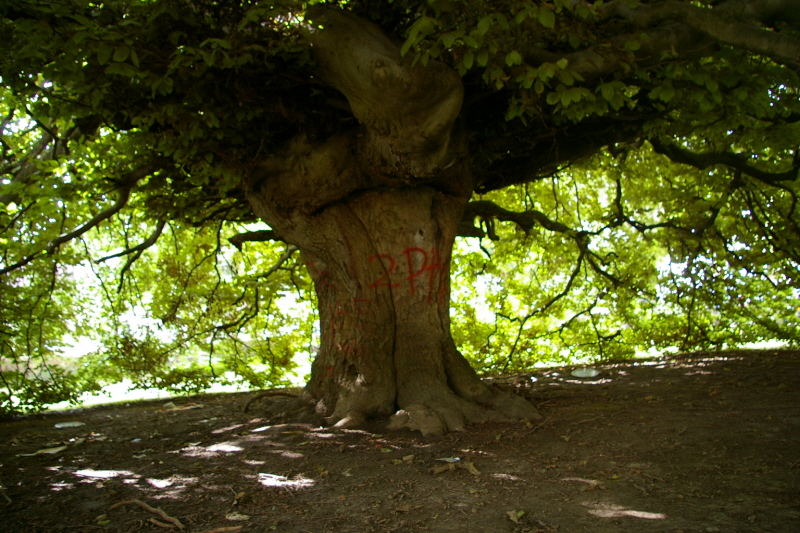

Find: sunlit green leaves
[451,142,799,372]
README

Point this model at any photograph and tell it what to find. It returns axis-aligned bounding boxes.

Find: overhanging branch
[599,0,800,67]
[650,139,799,186]
[476,119,645,193]
[0,162,162,276]
[461,200,624,287]
[97,219,167,263]
[460,200,577,237]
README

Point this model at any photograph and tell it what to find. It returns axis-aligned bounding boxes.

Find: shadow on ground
[1,349,798,532]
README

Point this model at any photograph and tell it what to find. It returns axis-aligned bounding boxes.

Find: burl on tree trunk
[244,8,541,435]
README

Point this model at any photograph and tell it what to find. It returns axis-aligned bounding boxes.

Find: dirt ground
[1,348,798,533]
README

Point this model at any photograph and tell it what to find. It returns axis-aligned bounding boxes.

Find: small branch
[228,229,281,250]
[97,219,167,262]
[500,247,587,370]
[254,245,298,280]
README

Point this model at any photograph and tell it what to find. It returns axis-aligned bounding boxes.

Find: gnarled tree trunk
[243,8,540,434]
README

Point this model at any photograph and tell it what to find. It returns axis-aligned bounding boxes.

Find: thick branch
[460,200,576,236]
[305,7,464,178]
[650,139,799,185]
[477,119,644,193]
[599,0,800,67]
[553,23,712,82]
[228,229,282,250]
[45,168,149,253]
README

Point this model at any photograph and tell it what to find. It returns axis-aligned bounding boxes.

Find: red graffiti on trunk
[307,247,446,303]
[308,246,448,358]
[368,247,445,301]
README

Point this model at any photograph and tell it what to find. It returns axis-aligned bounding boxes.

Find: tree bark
[246,182,541,435]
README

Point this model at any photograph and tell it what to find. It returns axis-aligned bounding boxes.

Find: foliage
[1,0,799,414]
[453,145,799,373]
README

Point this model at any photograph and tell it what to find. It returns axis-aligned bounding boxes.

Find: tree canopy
[1,0,799,417]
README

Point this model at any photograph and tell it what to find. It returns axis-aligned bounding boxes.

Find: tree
[1,0,798,432]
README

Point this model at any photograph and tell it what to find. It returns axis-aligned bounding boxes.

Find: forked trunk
[242,7,540,434]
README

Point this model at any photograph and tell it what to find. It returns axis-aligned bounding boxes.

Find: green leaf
[650,83,675,103]
[477,15,492,36]
[113,45,129,63]
[505,50,523,67]
[96,45,112,65]
[129,48,140,68]
[462,51,474,70]
[557,69,575,86]
[624,39,641,52]
[539,62,557,81]
[400,39,413,57]
[440,31,461,48]
[538,8,556,29]
[105,62,137,78]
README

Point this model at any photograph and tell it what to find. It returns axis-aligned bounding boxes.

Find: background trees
[1,0,798,416]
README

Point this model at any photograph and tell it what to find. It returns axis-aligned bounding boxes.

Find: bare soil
[1,348,799,533]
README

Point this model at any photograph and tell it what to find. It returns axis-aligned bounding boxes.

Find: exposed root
[387,389,542,436]
[332,410,367,429]
[486,386,544,421]
[242,388,302,413]
[389,403,455,436]
[247,394,324,425]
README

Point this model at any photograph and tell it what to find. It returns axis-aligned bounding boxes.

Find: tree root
[387,388,542,436]
[244,393,325,426]
[242,389,301,413]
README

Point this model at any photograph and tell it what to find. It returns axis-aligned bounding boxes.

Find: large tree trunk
[247,183,541,435]
[242,7,541,434]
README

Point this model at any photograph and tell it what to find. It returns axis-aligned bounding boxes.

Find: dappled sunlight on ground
[257,472,316,489]
[584,502,667,520]
[1,349,798,532]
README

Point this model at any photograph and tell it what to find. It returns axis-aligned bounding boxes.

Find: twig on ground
[150,518,177,529]
[109,499,185,529]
